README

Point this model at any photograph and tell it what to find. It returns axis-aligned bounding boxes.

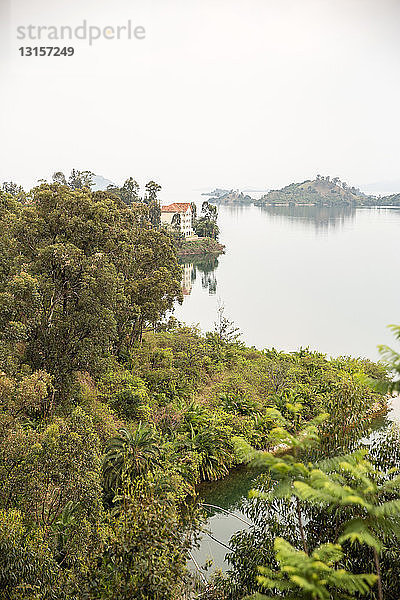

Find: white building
[161,202,194,237]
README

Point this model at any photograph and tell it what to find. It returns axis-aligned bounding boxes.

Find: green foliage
[0,407,103,528]
[77,483,193,600]
[0,509,61,599]
[0,183,182,394]
[194,201,220,240]
[294,449,400,559]
[221,403,400,600]
[377,324,400,394]
[246,537,376,600]
[102,424,161,495]
[0,184,391,600]
[190,427,234,481]
[99,368,150,419]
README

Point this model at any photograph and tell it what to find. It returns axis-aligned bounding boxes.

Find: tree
[144,180,162,205]
[0,407,103,528]
[68,169,94,190]
[1,181,25,200]
[248,537,376,600]
[171,212,181,229]
[120,226,182,343]
[0,183,182,394]
[193,201,220,240]
[144,181,162,228]
[377,324,400,394]
[235,411,400,600]
[189,427,233,481]
[119,177,140,206]
[0,509,61,599]
[235,412,328,554]
[190,202,197,219]
[80,484,191,600]
[214,304,240,344]
[102,424,161,495]
[294,450,400,600]
[52,171,67,185]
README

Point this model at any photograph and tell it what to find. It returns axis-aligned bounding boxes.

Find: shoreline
[196,396,390,492]
[177,237,225,257]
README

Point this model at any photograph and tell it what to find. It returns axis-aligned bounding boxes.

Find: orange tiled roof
[161,202,191,213]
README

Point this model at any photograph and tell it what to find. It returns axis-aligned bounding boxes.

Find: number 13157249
[19,47,75,57]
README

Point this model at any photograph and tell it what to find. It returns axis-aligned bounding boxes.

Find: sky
[1,0,400,200]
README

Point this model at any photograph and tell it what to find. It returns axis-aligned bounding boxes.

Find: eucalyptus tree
[0,183,182,395]
[194,200,220,240]
[119,177,140,205]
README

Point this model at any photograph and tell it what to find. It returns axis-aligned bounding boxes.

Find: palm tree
[190,428,233,481]
[102,424,161,493]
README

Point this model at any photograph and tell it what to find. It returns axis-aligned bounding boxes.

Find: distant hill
[207,189,254,205]
[92,174,116,191]
[255,177,375,207]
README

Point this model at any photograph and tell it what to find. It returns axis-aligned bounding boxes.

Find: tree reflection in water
[260,204,357,232]
[180,254,220,296]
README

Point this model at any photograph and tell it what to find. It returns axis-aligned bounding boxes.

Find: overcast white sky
[1,0,400,199]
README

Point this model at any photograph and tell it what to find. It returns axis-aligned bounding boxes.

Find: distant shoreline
[203,177,400,207]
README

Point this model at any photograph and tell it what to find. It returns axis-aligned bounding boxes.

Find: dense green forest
[0,174,399,599]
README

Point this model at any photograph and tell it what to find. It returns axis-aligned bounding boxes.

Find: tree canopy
[0,183,182,395]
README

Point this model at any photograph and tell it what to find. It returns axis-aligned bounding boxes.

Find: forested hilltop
[0,174,398,599]
[255,176,375,206]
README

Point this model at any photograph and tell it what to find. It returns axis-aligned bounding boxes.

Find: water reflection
[259,204,356,231]
[180,255,219,296]
[181,262,194,295]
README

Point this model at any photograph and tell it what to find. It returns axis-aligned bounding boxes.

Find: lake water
[175,204,400,360]
[176,203,400,579]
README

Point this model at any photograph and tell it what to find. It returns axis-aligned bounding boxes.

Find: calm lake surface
[176,204,400,577]
[174,204,400,360]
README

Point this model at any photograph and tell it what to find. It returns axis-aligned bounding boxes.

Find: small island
[256,176,400,207]
[256,176,369,206]
[204,188,254,205]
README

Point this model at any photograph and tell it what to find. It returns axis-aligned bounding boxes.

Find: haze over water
[174,204,400,360]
